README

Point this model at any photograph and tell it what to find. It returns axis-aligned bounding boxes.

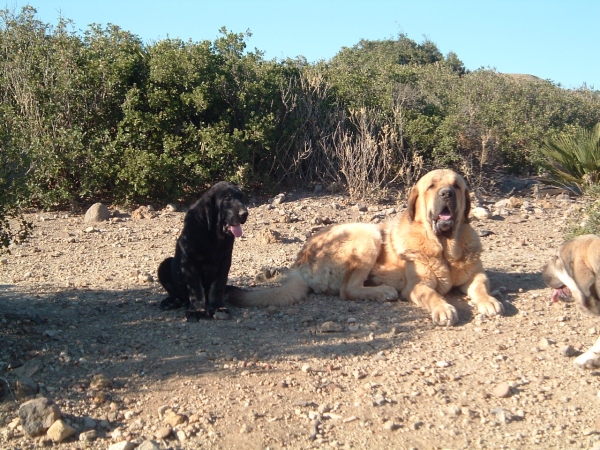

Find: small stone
[472,207,491,220]
[79,430,97,441]
[320,321,342,332]
[447,405,461,416]
[538,337,552,350]
[492,382,511,398]
[383,420,398,431]
[154,427,172,440]
[240,424,253,433]
[84,203,110,223]
[560,345,577,357]
[108,441,136,450]
[301,364,312,373]
[47,419,76,443]
[436,360,450,368]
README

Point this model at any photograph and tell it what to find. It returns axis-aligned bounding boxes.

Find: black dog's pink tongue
[230,225,243,238]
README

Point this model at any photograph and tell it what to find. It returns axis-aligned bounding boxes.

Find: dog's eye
[453,182,460,190]
[427,183,434,191]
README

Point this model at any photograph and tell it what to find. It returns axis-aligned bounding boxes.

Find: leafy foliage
[539,123,600,193]
[0,5,599,214]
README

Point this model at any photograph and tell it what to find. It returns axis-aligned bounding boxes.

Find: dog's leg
[459,268,504,317]
[180,254,210,321]
[574,337,600,369]
[341,266,398,302]
[206,257,232,317]
[158,257,189,310]
[404,281,458,326]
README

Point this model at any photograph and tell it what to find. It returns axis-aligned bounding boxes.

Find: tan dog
[228,169,504,325]
[542,234,600,368]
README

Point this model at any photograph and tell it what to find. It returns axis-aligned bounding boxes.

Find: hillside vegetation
[1,5,599,213]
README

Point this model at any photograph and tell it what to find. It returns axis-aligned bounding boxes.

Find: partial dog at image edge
[227,169,504,326]
[157,181,248,321]
[542,234,600,369]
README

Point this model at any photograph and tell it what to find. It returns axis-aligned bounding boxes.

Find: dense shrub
[0,6,599,211]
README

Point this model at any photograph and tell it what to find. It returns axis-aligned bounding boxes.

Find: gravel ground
[2,180,600,450]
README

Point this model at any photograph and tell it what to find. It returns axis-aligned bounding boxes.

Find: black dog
[157,181,248,320]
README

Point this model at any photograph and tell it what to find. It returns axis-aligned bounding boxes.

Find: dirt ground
[2,178,600,450]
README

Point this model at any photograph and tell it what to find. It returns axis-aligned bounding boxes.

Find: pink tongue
[439,213,452,221]
[231,225,243,238]
[552,289,560,302]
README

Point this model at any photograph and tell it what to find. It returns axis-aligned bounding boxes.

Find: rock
[165,203,178,212]
[90,373,112,389]
[271,193,286,205]
[19,397,61,437]
[490,407,512,423]
[79,430,97,441]
[108,441,136,450]
[560,345,578,357]
[84,203,110,223]
[155,427,172,440]
[164,409,186,427]
[383,420,398,430]
[472,207,491,220]
[137,441,161,450]
[14,376,38,400]
[492,382,511,398]
[47,419,76,443]
[131,206,156,220]
[258,228,282,245]
[240,424,253,433]
[320,321,343,332]
[13,359,43,377]
[538,337,551,350]
[353,203,368,212]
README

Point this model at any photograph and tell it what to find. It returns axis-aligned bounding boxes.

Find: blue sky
[16,0,600,89]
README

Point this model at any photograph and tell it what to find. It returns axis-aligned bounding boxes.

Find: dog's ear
[204,201,213,231]
[463,187,471,223]
[407,186,419,222]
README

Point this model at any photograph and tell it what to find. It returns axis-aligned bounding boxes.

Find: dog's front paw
[476,296,505,316]
[574,348,600,369]
[431,303,458,326]
[160,296,185,311]
[373,286,399,302]
[185,310,211,322]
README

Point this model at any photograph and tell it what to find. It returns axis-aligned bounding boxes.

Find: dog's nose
[239,209,249,224]
[439,188,455,199]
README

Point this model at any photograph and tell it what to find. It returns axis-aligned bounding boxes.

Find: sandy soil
[2,179,600,450]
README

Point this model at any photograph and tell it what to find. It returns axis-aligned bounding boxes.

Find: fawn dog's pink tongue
[230,225,243,238]
[439,213,452,221]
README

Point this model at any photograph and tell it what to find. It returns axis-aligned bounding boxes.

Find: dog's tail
[226,268,309,307]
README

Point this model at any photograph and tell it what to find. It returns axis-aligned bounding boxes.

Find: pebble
[560,345,577,357]
[492,382,511,398]
[320,321,342,332]
[154,427,172,440]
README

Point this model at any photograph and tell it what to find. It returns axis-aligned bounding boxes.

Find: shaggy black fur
[157,181,248,321]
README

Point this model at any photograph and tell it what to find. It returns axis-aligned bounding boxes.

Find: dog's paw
[476,296,505,316]
[373,286,399,302]
[185,310,211,322]
[213,307,230,320]
[574,348,600,369]
[160,296,185,311]
[431,303,458,326]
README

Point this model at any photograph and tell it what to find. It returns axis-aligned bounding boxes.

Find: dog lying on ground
[542,234,600,368]
[228,169,504,326]
[158,181,248,321]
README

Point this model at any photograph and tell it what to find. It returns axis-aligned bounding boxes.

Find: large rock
[47,419,76,443]
[84,203,110,223]
[19,397,61,437]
